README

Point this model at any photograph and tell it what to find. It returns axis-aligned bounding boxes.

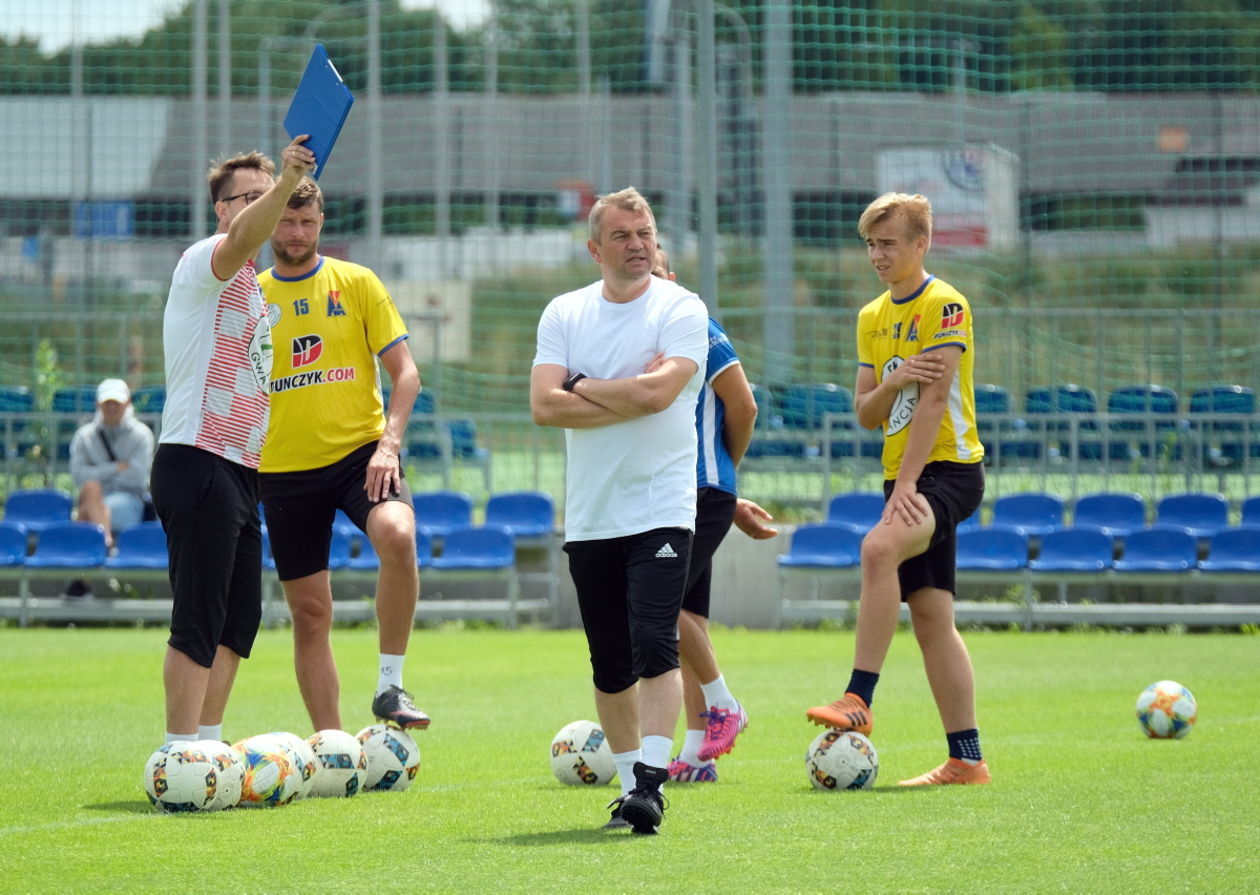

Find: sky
[1,0,491,52]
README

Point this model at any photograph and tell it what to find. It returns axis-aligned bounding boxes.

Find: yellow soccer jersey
[856,275,985,480]
[257,255,409,472]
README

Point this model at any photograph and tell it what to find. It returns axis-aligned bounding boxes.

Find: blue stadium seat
[327,528,353,570]
[826,492,884,531]
[24,521,107,568]
[989,493,1064,537]
[130,385,167,414]
[1154,493,1229,539]
[1198,526,1260,573]
[413,490,473,537]
[975,383,1035,460]
[1242,496,1260,527]
[1114,527,1198,573]
[1025,384,1100,459]
[744,383,803,459]
[956,528,1029,571]
[485,491,555,538]
[0,520,28,565]
[780,383,852,430]
[1106,384,1183,461]
[1188,384,1256,466]
[1029,527,1114,572]
[52,385,100,414]
[957,507,983,534]
[1071,492,1147,539]
[3,488,74,533]
[105,522,168,569]
[431,524,515,570]
[777,523,862,569]
[0,386,35,459]
[416,529,433,569]
[402,390,487,462]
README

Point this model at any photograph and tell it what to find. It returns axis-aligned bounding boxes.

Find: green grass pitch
[0,625,1256,893]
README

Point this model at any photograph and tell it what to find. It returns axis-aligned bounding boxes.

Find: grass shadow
[478,827,648,846]
[85,801,155,814]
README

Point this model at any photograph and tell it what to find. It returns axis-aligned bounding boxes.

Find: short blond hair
[588,186,656,242]
[858,192,933,244]
[287,176,324,213]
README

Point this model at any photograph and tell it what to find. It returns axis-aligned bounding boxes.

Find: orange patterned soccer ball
[1136,680,1198,739]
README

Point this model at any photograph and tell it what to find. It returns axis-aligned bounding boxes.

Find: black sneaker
[370,685,431,730]
[619,762,668,835]
[602,796,631,830]
[62,578,94,601]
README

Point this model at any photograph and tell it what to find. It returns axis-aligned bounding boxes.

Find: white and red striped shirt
[160,234,273,467]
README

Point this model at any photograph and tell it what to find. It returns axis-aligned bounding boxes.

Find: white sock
[641,734,673,774]
[197,724,222,743]
[613,749,642,797]
[377,653,405,695]
[700,674,737,711]
[678,729,705,767]
[165,731,195,743]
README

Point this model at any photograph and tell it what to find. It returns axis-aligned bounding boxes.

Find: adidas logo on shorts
[655,542,678,559]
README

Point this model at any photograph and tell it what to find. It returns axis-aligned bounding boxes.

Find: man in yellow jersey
[257,177,430,734]
[805,192,989,786]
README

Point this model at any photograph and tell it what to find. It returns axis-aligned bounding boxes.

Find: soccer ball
[356,724,421,792]
[805,729,879,791]
[307,729,368,798]
[192,739,245,811]
[1136,680,1198,739]
[233,733,300,806]
[549,719,616,786]
[269,731,318,800]
[143,741,219,812]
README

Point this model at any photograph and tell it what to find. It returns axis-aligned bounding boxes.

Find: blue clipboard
[283,44,355,180]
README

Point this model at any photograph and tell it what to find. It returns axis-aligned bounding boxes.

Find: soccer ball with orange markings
[1136,680,1197,739]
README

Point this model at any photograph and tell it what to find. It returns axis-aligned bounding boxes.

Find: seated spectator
[69,377,155,548]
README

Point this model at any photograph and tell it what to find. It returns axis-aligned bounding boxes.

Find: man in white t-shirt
[151,136,314,748]
[531,187,708,835]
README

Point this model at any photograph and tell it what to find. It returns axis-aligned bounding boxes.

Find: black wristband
[562,372,587,392]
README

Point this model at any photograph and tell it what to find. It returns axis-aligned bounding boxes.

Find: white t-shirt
[534,277,709,541]
[159,234,273,468]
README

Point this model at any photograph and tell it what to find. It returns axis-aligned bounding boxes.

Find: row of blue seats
[781,523,1260,573]
[746,382,1256,432]
[0,519,527,574]
[0,386,487,464]
[0,488,556,538]
[825,491,1260,539]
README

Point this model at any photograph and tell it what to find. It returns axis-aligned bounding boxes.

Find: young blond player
[805,192,990,786]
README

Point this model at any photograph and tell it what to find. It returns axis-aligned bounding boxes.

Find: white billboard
[876,145,1019,250]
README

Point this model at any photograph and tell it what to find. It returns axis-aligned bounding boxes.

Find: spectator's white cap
[96,378,131,404]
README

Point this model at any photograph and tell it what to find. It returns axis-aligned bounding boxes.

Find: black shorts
[259,441,413,581]
[884,460,985,599]
[681,487,737,619]
[151,444,263,668]
[564,527,693,694]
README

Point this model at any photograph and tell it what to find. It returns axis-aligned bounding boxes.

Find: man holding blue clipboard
[153,135,315,747]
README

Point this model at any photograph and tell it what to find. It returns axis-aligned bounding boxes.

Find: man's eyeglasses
[219,190,264,205]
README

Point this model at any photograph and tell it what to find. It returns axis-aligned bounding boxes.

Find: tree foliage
[1,0,1257,96]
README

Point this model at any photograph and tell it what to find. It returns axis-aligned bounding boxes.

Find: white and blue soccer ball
[269,731,318,800]
[142,740,219,812]
[1136,680,1198,739]
[549,719,616,786]
[356,724,421,792]
[192,739,244,811]
[307,729,368,798]
[805,729,879,791]
[233,733,300,806]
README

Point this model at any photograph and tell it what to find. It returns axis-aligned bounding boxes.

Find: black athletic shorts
[152,443,263,668]
[564,527,693,694]
[681,487,737,619]
[883,460,985,599]
[259,440,413,581]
